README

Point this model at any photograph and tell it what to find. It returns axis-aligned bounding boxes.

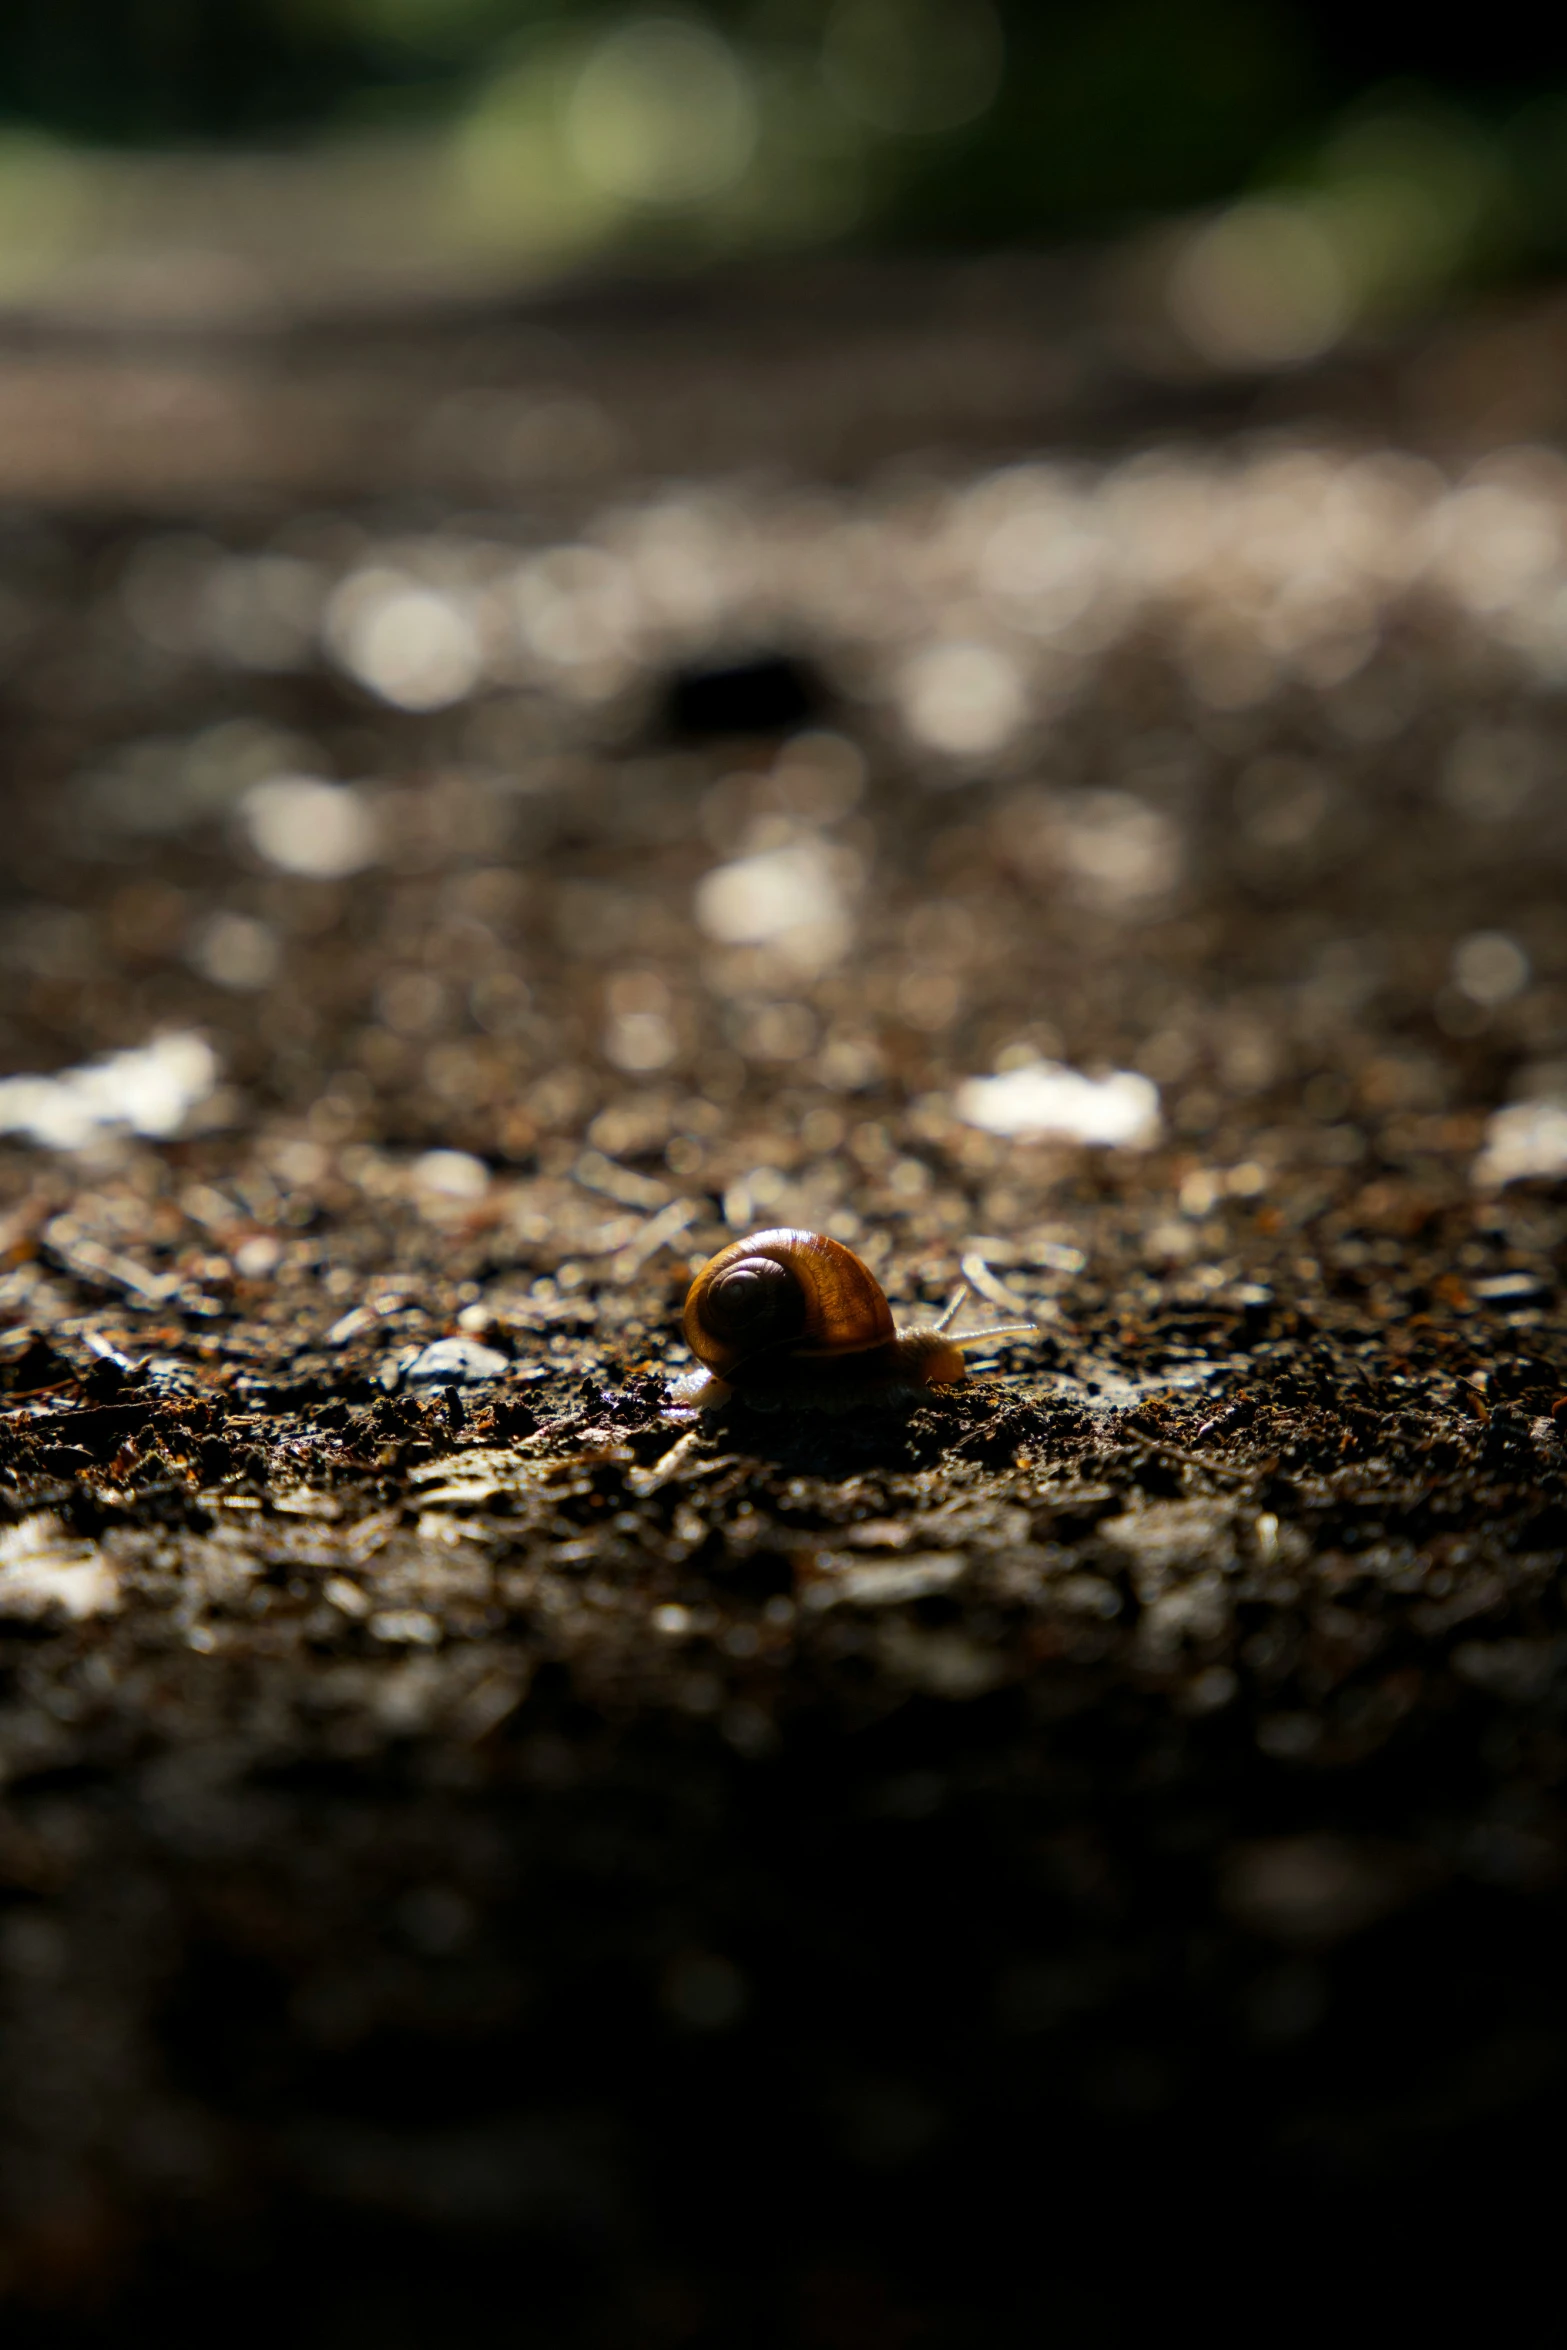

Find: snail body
[675,1228,1032,1410]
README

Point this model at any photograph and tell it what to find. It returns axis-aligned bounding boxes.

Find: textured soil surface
[3,269,1567,2341]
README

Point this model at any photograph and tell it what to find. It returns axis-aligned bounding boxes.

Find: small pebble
[1471,1271,1553,1305]
[399,1336,511,1389]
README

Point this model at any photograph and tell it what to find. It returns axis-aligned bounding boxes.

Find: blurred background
[0,1,1565,334]
[2,0,1567,1145]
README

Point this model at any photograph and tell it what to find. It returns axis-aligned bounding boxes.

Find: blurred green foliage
[0,0,1563,261]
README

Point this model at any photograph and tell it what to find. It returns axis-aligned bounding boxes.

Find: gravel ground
[2,269,1567,2341]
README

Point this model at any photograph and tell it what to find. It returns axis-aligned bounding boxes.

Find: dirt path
[1,271,1565,2339]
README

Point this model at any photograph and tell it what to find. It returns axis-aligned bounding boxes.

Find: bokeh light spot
[1452,930,1530,1007]
[242,777,380,879]
[565,17,758,208]
[1168,199,1350,369]
[327,571,483,711]
[899,640,1026,757]
[955,1060,1161,1148]
[695,842,851,972]
[189,911,280,991]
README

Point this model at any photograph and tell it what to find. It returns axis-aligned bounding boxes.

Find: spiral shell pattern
[683,1229,897,1382]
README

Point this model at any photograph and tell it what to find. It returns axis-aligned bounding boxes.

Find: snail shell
[680,1228,971,1407]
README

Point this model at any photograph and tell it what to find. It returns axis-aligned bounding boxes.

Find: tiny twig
[628,1428,702,1496]
[1123,1430,1279,1484]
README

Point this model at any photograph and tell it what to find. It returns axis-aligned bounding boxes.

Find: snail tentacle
[946,1322,1037,1347]
[930,1282,970,1335]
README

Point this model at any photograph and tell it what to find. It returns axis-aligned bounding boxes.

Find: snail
[673,1228,1034,1410]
